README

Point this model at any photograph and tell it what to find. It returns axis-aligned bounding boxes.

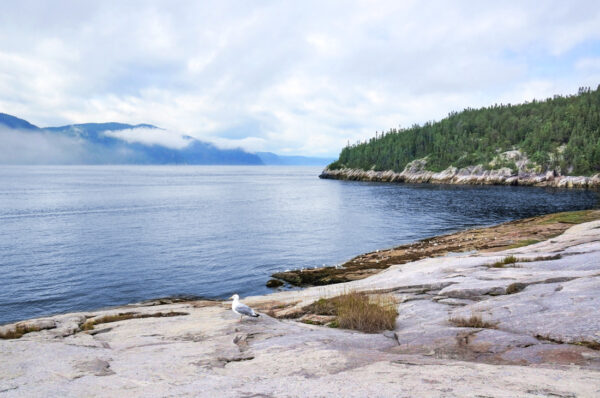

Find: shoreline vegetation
[324,87,600,187]
[268,209,600,287]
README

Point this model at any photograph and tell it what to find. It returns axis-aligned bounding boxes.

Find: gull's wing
[234,302,257,316]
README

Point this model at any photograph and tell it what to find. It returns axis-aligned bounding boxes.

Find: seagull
[229,294,259,322]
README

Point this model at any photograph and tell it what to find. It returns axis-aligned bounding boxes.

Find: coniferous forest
[329,86,600,176]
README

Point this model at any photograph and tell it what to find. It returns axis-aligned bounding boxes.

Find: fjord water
[1,166,598,324]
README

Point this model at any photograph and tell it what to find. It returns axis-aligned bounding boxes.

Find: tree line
[329,86,600,176]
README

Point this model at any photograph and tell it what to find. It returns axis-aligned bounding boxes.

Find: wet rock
[271,210,600,288]
[266,279,284,288]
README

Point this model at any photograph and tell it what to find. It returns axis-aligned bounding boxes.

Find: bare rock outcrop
[2,221,600,397]
[320,155,600,188]
[250,220,600,369]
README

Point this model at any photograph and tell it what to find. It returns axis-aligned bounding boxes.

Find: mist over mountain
[256,152,335,166]
[0,114,330,165]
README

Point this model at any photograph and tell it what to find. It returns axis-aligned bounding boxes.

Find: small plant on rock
[449,312,497,329]
[488,255,519,268]
[0,324,42,339]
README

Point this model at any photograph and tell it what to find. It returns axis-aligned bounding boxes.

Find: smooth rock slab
[2,221,600,396]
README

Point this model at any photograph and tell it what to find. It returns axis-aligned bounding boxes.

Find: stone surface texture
[320,157,600,188]
[2,221,600,397]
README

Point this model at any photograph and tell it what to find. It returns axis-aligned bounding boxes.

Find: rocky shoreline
[270,210,600,287]
[2,212,600,397]
[319,161,600,189]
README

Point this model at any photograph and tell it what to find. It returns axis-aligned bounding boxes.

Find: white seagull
[229,294,260,321]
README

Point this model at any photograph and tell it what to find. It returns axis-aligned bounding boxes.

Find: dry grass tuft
[527,254,562,262]
[82,311,188,331]
[0,324,42,339]
[300,319,321,325]
[487,253,562,268]
[488,255,519,268]
[449,313,497,329]
[536,334,600,350]
[576,340,600,350]
[304,298,338,316]
[336,292,398,333]
[304,292,398,333]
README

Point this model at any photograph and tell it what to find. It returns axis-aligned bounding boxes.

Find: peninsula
[321,87,600,189]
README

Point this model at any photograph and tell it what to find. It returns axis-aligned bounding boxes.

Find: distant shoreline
[319,166,600,189]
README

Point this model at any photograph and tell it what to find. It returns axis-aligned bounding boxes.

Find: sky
[1,1,599,157]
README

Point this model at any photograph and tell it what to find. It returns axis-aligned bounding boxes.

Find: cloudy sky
[1,1,599,156]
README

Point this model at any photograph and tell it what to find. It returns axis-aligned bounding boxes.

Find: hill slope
[0,116,263,165]
[328,86,600,177]
[0,113,40,130]
[45,123,263,165]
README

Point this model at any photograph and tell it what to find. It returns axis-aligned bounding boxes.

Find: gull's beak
[229,295,234,300]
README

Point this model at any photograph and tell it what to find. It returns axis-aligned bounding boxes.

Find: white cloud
[209,136,268,153]
[103,128,192,149]
[0,1,599,157]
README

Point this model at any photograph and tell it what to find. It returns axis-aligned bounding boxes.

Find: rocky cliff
[320,156,600,189]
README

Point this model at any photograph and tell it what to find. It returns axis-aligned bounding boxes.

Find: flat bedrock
[2,220,600,397]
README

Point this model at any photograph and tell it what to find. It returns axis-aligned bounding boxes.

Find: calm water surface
[1,166,598,324]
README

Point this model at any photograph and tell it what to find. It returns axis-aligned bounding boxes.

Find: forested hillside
[330,86,600,176]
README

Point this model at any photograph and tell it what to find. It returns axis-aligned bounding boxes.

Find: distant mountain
[44,122,160,147]
[46,122,157,136]
[1,115,264,165]
[0,113,323,166]
[0,113,40,130]
[256,152,335,166]
[48,122,264,165]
